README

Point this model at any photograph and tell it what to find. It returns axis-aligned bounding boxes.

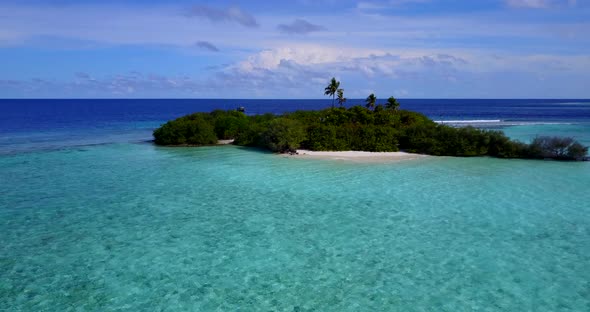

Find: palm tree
[324,77,340,108]
[385,96,400,111]
[337,89,346,107]
[365,93,376,110]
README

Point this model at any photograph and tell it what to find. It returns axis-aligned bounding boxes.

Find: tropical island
[153,79,588,161]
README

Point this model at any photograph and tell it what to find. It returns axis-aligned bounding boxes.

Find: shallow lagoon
[2,98,589,311]
[1,142,589,311]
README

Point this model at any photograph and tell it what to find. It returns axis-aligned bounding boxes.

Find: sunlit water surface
[1,143,589,311]
[1,99,590,311]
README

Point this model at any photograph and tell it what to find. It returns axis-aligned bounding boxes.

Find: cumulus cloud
[214,46,474,97]
[3,45,588,96]
[204,57,337,98]
[336,53,468,78]
[277,19,326,34]
[182,46,478,98]
[185,5,258,28]
[209,45,590,97]
[2,49,589,98]
[231,46,469,78]
[196,41,219,52]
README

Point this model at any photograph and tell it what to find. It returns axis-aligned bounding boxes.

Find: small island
[154,79,587,161]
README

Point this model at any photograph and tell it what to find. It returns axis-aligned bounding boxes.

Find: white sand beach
[217,139,235,145]
[286,149,428,162]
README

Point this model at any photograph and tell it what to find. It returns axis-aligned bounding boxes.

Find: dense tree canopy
[153,106,587,161]
[153,113,217,146]
[154,78,587,160]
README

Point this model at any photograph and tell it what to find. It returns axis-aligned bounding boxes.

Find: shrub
[306,124,339,151]
[567,142,588,160]
[347,106,375,125]
[153,116,217,145]
[260,118,306,153]
[529,136,588,160]
[213,111,249,139]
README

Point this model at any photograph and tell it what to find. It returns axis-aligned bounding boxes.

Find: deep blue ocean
[1,99,590,154]
[1,99,590,311]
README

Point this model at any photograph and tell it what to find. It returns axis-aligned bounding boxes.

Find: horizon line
[1,98,589,101]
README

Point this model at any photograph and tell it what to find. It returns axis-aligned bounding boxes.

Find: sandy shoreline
[217,139,235,145]
[285,149,428,162]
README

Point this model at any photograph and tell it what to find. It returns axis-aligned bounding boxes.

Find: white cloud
[229,45,483,74]
[224,44,590,89]
[3,49,590,98]
[5,44,584,96]
[234,46,372,71]
[218,45,475,97]
[1,2,589,98]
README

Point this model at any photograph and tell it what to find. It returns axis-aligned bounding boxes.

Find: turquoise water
[502,123,590,146]
[2,140,590,310]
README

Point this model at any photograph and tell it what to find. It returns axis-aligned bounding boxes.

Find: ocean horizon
[2,98,589,151]
[1,99,590,311]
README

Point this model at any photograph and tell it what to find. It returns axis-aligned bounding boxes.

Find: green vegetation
[153,78,588,161]
[324,78,340,109]
[337,89,346,107]
[386,96,400,111]
[153,107,587,160]
[529,137,588,160]
[365,93,377,109]
[153,114,217,146]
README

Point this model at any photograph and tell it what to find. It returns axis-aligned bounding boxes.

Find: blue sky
[0,0,588,98]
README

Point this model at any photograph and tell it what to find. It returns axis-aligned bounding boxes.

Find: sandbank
[286,149,428,162]
[217,139,235,145]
